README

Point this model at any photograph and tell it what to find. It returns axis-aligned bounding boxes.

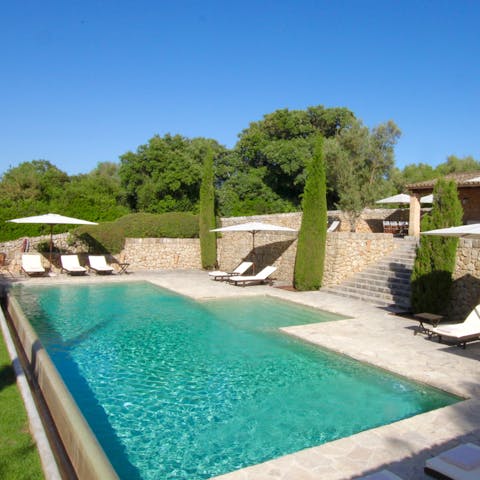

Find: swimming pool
[14,282,459,480]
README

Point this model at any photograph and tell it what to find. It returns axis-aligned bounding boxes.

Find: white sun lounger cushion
[430,306,480,340]
[208,261,253,279]
[425,443,480,480]
[89,255,114,272]
[22,255,45,274]
[61,255,87,273]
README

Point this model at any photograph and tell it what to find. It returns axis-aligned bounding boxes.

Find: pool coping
[2,292,119,480]
[3,270,480,479]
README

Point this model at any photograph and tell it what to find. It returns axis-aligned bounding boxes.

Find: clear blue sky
[1,0,479,176]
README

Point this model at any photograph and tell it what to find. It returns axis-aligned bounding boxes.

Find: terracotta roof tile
[407,171,480,191]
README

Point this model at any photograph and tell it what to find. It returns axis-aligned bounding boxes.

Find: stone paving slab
[4,269,480,479]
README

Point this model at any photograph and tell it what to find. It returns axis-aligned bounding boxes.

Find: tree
[199,147,217,269]
[411,178,463,313]
[325,119,401,231]
[119,134,224,213]
[234,105,356,208]
[57,163,129,222]
[436,155,480,175]
[294,136,327,290]
[0,160,70,241]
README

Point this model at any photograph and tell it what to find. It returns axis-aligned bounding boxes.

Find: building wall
[458,187,480,224]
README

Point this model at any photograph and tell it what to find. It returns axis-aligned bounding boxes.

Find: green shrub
[411,178,463,313]
[73,212,200,254]
[199,148,217,269]
[294,135,327,290]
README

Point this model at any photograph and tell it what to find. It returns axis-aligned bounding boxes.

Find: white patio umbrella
[7,213,98,264]
[420,194,434,204]
[211,221,297,273]
[376,193,412,204]
[422,223,480,238]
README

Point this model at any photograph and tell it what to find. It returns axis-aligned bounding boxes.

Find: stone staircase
[321,237,418,311]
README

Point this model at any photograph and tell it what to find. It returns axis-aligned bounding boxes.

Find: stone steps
[321,237,418,310]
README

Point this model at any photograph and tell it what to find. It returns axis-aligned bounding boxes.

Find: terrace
[2,270,480,479]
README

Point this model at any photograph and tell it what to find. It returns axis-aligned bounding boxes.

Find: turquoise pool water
[14,282,459,480]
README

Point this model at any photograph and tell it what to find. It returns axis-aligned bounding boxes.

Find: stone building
[406,170,480,235]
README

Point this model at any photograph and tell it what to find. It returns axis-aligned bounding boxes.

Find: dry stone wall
[0,211,397,286]
[323,233,396,286]
[449,238,480,321]
[123,238,202,270]
[211,213,396,284]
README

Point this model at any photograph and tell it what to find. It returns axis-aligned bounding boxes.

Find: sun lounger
[327,220,340,232]
[425,443,480,479]
[229,265,277,286]
[208,261,253,281]
[61,255,87,275]
[21,254,46,276]
[88,255,115,274]
[429,305,480,348]
[358,469,403,479]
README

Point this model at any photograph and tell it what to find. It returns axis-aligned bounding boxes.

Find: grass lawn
[0,328,44,479]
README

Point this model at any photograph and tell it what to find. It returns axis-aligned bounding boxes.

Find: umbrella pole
[49,225,53,267]
[252,231,256,274]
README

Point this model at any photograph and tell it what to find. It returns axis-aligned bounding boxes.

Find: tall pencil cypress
[411,178,463,313]
[294,135,327,290]
[199,147,217,269]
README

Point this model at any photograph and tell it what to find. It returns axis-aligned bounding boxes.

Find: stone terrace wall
[323,233,396,286]
[215,213,396,284]
[0,211,396,285]
[123,238,202,270]
[0,233,82,273]
[449,238,480,321]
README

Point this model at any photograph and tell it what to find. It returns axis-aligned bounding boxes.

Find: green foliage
[393,155,480,192]
[74,212,200,253]
[0,334,44,479]
[119,134,225,214]
[0,161,129,242]
[294,136,327,290]
[411,178,463,313]
[234,105,355,208]
[199,147,217,269]
[325,119,401,231]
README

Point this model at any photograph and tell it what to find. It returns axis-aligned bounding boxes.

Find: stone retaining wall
[0,212,398,285]
[449,238,480,321]
[123,238,202,270]
[323,233,396,286]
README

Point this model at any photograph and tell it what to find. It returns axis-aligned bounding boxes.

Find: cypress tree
[411,178,463,313]
[199,147,217,269]
[294,135,327,290]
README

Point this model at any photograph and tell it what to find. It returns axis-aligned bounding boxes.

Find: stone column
[409,194,421,236]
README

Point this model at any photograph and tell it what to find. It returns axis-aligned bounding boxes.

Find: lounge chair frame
[21,254,47,277]
[61,255,87,276]
[425,442,480,480]
[228,266,277,287]
[208,261,253,281]
[428,305,480,349]
[88,255,115,275]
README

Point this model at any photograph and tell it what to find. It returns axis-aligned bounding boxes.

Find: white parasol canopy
[376,193,412,204]
[211,221,297,234]
[211,222,297,273]
[420,194,434,204]
[7,213,98,263]
[422,223,480,238]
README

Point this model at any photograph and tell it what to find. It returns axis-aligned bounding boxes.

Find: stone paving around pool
[5,269,480,480]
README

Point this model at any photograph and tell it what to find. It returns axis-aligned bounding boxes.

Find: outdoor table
[117,262,130,274]
[414,312,444,336]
